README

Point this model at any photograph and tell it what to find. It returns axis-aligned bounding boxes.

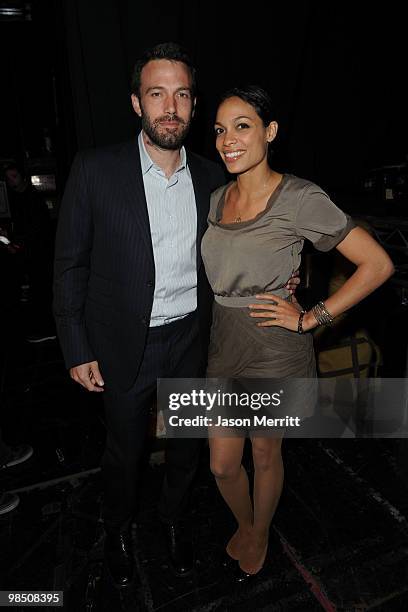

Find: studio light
[0,2,31,21]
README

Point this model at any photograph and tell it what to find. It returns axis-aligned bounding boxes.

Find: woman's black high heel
[231,562,266,584]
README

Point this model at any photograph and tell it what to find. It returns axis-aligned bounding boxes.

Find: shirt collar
[138,131,187,176]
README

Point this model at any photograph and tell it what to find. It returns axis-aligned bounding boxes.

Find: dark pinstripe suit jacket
[53,139,226,392]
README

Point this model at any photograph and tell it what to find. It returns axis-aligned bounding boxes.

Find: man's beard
[140,108,192,150]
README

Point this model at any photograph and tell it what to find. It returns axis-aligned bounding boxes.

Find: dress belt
[215,291,290,308]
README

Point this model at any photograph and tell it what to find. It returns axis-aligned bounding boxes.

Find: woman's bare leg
[209,435,252,559]
[239,435,284,574]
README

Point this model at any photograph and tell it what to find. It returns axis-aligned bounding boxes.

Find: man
[53,42,226,587]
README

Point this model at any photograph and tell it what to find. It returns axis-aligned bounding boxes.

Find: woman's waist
[214,288,291,308]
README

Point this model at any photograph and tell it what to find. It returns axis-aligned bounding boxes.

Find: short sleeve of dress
[295,184,356,252]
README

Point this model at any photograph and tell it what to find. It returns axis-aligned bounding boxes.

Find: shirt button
[147,280,153,287]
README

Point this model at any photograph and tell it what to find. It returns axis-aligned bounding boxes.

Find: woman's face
[214,96,277,174]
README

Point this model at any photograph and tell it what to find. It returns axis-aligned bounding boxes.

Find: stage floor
[1,332,408,611]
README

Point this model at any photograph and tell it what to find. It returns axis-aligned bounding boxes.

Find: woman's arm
[303,226,394,330]
[249,227,394,331]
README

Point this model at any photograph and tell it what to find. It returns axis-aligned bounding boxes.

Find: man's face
[131,59,196,150]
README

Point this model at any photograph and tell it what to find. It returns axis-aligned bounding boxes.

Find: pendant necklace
[232,174,275,223]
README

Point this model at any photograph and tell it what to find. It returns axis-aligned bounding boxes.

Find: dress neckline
[215,174,287,229]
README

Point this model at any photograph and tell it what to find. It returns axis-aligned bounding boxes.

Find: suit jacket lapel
[119,139,154,264]
[118,143,210,270]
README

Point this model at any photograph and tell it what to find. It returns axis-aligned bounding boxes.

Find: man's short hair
[130,42,196,98]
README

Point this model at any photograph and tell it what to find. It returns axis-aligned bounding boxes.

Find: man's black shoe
[104,530,134,588]
[162,522,194,576]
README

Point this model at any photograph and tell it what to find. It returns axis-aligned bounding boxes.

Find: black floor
[1,335,408,611]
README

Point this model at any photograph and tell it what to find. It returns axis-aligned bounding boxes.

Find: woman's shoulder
[279,174,332,217]
[284,173,325,196]
[211,181,230,200]
[209,181,231,219]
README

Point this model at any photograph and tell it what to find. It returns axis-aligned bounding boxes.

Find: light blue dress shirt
[138,131,197,327]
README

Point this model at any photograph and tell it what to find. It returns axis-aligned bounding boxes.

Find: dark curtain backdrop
[59,0,408,191]
[1,0,407,193]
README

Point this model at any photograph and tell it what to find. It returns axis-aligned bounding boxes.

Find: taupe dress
[201,174,355,420]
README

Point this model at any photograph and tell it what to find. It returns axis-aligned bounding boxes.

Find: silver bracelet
[311,300,334,326]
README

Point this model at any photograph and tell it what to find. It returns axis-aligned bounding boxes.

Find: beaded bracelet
[297,310,306,334]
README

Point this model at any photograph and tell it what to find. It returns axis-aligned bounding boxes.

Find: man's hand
[69,360,105,392]
[285,270,300,295]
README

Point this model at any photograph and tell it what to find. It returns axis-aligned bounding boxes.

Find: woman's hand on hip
[248,293,306,332]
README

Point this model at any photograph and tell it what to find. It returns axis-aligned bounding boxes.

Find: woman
[201,86,394,582]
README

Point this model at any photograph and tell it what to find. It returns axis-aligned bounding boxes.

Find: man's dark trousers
[101,311,202,532]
